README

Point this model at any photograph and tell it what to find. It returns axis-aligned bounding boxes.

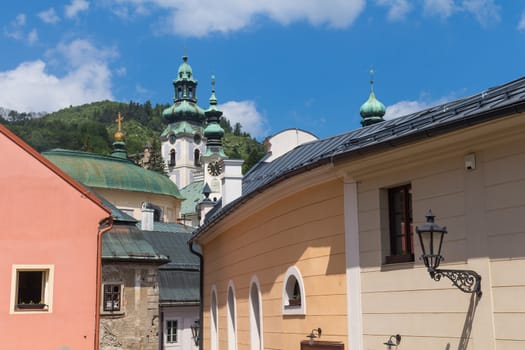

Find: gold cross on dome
[116,112,124,132]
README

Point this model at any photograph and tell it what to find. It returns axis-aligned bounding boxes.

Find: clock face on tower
[207,160,223,176]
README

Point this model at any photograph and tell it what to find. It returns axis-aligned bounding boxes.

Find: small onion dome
[204,122,225,139]
[163,100,205,123]
[360,91,386,127]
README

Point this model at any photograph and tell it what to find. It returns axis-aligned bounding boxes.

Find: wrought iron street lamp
[416,210,482,296]
[190,320,200,347]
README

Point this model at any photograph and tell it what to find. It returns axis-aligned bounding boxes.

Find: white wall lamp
[306,328,322,345]
[383,334,401,349]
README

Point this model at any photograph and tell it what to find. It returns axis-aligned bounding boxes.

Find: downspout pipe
[189,240,204,350]
[95,216,114,350]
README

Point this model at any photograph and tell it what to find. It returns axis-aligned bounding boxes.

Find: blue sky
[1,0,524,140]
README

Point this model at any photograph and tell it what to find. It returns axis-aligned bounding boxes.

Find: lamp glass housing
[416,210,447,270]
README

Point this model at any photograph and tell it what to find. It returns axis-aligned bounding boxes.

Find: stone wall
[100,262,160,350]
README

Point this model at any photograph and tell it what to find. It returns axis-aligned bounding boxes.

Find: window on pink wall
[11,265,54,313]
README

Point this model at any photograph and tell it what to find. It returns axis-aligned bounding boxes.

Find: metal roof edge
[191,81,525,243]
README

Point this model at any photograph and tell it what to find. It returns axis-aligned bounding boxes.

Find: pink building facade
[0,125,111,349]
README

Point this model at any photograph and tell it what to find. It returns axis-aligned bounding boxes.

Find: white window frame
[100,282,124,315]
[210,285,219,350]
[164,317,180,344]
[282,266,306,315]
[249,275,264,350]
[10,264,54,314]
[227,280,237,350]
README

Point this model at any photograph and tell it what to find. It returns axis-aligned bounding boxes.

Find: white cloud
[65,0,90,18]
[421,0,501,25]
[384,100,432,120]
[27,29,38,45]
[4,13,38,44]
[423,0,455,18]
[461,0,500,26]
[219,100,268,139]
[384,94,454,120]
[111,0,366,37]
[518,12,525,31]
[0,39,115,113]
[376,0,412,21]
[38,8,60,24]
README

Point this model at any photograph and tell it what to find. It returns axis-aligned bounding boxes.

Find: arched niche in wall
[210,285,219,350]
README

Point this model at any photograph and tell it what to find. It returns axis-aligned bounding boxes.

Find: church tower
[202,76,228,198]
[161,55,206,188]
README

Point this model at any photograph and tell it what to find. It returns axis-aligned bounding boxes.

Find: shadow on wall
[457,293,480,350]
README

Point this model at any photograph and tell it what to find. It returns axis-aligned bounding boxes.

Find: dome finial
[209,74,218,106]
[112,112,128,158]
[114,112,125,142]
[369,68,375,93]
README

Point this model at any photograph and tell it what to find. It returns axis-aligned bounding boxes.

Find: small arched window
[169,149,176,167]
[194,149,201,167]
[282,266,306,315]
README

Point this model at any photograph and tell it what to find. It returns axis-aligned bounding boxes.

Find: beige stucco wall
[95,188,181,223]
[349,114,525,349]
[199,113,525,350]
[202,179,348,350]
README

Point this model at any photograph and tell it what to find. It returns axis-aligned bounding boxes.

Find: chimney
[141,204,154,231]
[221,159,244,206]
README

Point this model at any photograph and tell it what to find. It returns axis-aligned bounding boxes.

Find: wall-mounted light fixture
[416,210,482,296]
[306,328,322,345]
[190,319,200,346]
[383,334,401,349]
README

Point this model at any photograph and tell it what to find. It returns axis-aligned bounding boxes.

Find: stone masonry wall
[100,263,160,350]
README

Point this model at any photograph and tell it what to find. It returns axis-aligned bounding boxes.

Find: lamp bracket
[429,268,482,297]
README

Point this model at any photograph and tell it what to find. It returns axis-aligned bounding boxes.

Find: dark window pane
[18,271,43,304]
[388,185,414,260]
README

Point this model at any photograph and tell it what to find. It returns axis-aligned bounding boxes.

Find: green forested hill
[1,100,266,173]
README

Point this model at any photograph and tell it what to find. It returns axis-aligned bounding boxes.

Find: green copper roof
[176,55,196,83]
[360,72,386,127]
[180,181,205,215]
[162,100,205,123]
[360,91,386,117]
[161,121,204,138]
[102,224,169,263]
[43,149,183,199]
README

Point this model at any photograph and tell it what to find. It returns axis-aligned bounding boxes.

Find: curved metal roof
[43,149,183,199]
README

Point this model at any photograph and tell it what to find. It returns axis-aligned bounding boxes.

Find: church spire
[359,69,386,127]
[162,54,205,124]
[203,75,227,159]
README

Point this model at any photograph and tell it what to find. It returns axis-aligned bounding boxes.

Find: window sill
[100,311,125,317]
[15,304,48,312]
[283,304,305,316]
[384,254,414,265]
